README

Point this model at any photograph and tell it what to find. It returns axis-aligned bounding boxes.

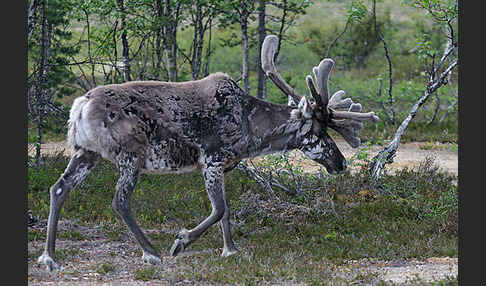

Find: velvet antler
[262,35,379,148]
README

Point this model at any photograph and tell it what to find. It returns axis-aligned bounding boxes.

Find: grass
[28,229,46,242]
[28,152,457,284]
[28,123,67,144]
[133,266,163,281]
[97,263,116,275]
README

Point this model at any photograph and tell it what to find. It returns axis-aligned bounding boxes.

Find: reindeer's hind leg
[38,147,99,271]
[111,151,161,265]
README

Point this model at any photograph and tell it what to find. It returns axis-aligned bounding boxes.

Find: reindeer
[38,35,379,271]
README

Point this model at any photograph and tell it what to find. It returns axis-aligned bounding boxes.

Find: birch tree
[370,0,458,180]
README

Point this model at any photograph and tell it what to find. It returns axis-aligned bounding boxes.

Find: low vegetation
[28,153,457,284]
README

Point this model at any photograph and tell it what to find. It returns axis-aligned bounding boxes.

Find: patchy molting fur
[66,72,333,174]
[40,71,347,272]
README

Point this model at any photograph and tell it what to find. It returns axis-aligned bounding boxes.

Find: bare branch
[370,59,458,180]
[82,8,97,87]
[325,0,354,58]
[373,0,395,124]
[439,71,458,123]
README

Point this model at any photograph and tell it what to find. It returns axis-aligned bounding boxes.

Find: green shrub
[134,266,162,281]
[306,9,390,70]
[28,153,457,284]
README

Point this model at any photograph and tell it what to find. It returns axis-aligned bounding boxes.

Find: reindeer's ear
[298,96,313,119]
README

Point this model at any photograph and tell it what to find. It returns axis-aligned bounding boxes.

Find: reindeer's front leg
[170,162,226,256]
[219,195,239,257]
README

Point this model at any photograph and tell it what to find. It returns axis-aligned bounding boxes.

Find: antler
[262,35,379,148]
[261,35,302,105]
[308,58,379,147]
[305,59,335,119]
[328,102,378,148]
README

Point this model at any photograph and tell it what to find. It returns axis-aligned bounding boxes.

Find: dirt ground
[28,219,458,286]
[280,139,458,176]
[27,140,458,285]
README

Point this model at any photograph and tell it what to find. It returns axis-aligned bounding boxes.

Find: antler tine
[306,75,322,107]
[329,90,354,110]
[327,88,379,147]
[314,59,335,107]
[328,99,379,147]
[261,35,302,104]
[349,103,362,112]
[329,90,345,105]
[329,119,362,148]
[327,86,378,122]
[332,110,380,122]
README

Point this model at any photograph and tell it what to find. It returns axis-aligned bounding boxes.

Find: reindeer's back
[67,73,246,162]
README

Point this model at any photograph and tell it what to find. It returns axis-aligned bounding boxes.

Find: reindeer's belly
[142,139,200,174]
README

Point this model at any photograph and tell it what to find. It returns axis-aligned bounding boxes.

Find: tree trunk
[35,0,50,166]
[163,0,178,82]
[191,2,204,80]
[257,0,267,100]
[27,0,39,41]
[155,0,164,80]
[112,20,121,83]
[240,2,250,94]
[203,17,212,77]
[191,1,214,81]
[116,0,131,82]
[83,8,97,87]
[274,0,287,60]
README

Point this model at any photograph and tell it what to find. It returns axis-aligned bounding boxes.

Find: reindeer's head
[261,35,379,174]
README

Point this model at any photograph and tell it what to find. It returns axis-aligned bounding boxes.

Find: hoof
[142,252,161,265]
[169,228,190,257]
[169,238,185,257]
[37,253,60,272]
[221,247,239,257]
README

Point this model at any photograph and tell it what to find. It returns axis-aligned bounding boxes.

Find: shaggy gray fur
[39,36,378,272]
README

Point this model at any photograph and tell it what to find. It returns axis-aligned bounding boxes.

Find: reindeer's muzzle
[301,133,347,175]
[316,155,347,175]
[311,145,347,175]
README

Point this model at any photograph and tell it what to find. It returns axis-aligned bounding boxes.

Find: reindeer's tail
[67,92,145,157]
[67,96,90,149]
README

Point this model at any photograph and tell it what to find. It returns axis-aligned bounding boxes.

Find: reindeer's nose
[327,159,347,175]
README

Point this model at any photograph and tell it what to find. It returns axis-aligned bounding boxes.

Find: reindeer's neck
[242,96,303,158]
